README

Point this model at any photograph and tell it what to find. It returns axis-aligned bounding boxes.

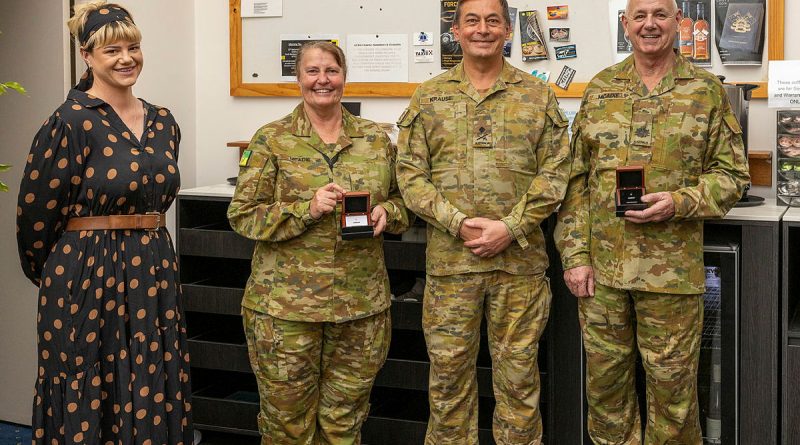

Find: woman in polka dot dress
[15,2,192,444]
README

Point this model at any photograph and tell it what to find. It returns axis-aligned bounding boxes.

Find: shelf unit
[782,208,800,444]
[176,188,584,444]
[777,110,800,206]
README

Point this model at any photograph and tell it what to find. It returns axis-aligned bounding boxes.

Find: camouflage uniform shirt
[555,54,750,294]
[228,103,410,322]
[396,60,571,276]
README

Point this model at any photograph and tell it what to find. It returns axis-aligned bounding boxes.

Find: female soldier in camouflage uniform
[228,42,410,444]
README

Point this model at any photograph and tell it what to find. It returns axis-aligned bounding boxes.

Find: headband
[79,6,134,46]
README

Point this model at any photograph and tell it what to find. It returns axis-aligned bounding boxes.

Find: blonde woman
[16,2,192,443]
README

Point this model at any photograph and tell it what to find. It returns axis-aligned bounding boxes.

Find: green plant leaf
[0,181,8,193]
[0,81,26,95]
[0,164,11,172]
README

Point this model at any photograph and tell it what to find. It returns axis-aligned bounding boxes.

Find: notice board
[229,0,785,98]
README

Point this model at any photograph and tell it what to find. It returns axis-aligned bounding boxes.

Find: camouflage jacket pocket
[495,104,544,172]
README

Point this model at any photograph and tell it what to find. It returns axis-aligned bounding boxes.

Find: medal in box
[616,166,647,217]
[340,191,374,239]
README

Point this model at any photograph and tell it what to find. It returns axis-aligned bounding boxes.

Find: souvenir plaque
[616,166,647,216]
[341,191,374,239]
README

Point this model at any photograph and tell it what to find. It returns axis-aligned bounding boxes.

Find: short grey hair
[625,0,678,15]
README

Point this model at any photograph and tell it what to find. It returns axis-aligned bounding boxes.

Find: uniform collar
[291,102,364,158]
[444,59,522,102]
[614,51,695,97]
[291,102,364,138]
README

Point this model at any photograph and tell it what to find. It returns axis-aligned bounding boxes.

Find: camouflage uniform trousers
[579,282,703,445]
[423,271,552,445]
[242,307,391,445]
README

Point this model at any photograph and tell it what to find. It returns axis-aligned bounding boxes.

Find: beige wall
[0,0,69,425]
[0,0,195,425]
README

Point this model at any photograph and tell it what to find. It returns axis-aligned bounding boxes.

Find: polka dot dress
[16,88,193,445]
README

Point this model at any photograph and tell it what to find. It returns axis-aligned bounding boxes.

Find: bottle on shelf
[679,1,694,57]
[705,335,722,444]
[693,2,710,62]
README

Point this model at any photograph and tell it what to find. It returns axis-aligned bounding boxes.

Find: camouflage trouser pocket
[243,308,288,382]
[362,310,391,376]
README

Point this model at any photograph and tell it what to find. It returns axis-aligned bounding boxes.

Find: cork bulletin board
[229,0,785,98]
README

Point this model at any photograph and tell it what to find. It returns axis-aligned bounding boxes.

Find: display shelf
[191,369,260,435]
[384,240,426,271]
[776,111,800,207]
[784,223,800,340]
[782,209,800,444]
[187,328,250,373]
[785,346,800,443]
[388,300,422,331]
[176,189,585,444]
[179,226,254,259]
[182,280,245,316]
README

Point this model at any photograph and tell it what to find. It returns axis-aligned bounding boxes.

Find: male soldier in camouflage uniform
[396,0,571,443]
[228,42,410,444]
[555,0,749,443]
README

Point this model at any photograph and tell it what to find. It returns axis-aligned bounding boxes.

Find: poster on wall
[503,7,518,57]
[346,34,409,82]
[519,10,548,62]
[715,0,765,65]
[279,34,339,81]
[609,0,630,64]
[441,0,461,69]
[674,0,713,67]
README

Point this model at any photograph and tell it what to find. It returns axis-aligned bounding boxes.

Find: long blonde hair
[67,1,141,50]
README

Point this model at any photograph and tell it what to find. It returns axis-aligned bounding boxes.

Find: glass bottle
[679,1,694,57]
[693,2,710,62]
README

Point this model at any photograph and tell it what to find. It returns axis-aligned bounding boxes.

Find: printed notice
[242,0,282,17]
[768,61,800,108]
[346,34,409,82]
[415,47,435,63]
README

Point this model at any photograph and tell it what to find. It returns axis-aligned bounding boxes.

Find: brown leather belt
[65,213,166,231]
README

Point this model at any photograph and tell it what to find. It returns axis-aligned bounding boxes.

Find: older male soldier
[396,0,571,443]
[555,0,750,443]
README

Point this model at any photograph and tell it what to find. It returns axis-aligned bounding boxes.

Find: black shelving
[783,218,800,444]
[176,192,581,444]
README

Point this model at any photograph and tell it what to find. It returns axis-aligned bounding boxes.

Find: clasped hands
[459,217,512,258]
[310,183,388,237]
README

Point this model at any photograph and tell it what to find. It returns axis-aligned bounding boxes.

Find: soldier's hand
[458,219,482,242]
[564,266,595,298]
[310,183,345,220]
[462,218,513,258]
[371,204,388,237]
[624,192,675,224]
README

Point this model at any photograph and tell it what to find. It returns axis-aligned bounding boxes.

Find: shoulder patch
[723,113,743,134]
[396,108,420,127]
[548,107,569,127]
[239,150,253,167]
